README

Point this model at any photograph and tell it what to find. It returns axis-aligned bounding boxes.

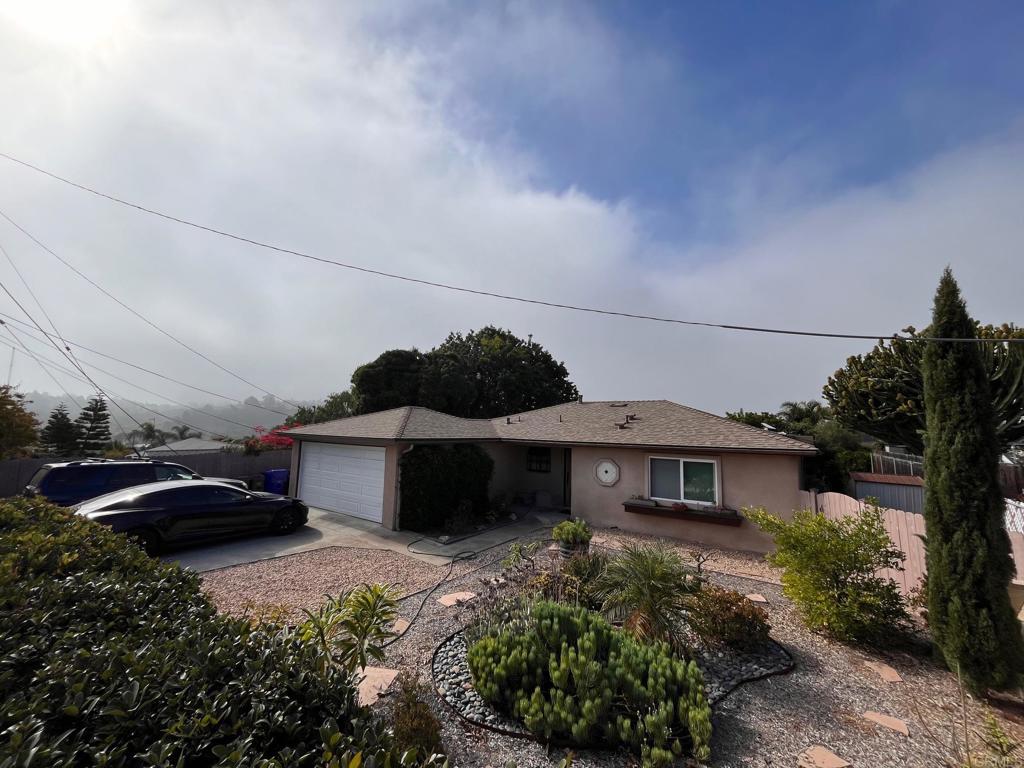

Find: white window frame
[647,455,720,507]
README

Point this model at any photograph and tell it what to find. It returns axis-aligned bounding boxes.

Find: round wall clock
[594,459,620,487]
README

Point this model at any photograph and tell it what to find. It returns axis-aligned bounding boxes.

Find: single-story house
[285,399,817,552]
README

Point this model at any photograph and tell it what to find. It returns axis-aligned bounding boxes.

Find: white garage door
[297,442,386,523]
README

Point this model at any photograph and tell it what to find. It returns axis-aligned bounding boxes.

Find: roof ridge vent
[609,402,629,407]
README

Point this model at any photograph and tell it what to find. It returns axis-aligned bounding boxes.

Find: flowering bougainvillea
[244,424,300,454]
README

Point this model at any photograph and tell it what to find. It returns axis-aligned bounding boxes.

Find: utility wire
[0,320,81,409]
[1,151,1021,345]
[0,204,300,404]
[0,311,292,416]
[0,272,165,453]
[0,238,143,451]
[0,333,239,441]
[3,324,262,432]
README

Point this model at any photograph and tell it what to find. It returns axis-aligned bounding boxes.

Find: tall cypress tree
[922,268,1024,692]
[75,396,112,457]
[40,403,82,457]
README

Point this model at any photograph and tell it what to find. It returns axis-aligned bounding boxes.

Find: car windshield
[28,468,49,487]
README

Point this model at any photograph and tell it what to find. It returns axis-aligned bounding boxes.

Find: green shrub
[592,542,700,649]
[399,444,494,531]
[0,498,445,767]
[391,672,443,759]
[745,505,909,642]
[686,584,770,651]
[559,551,607,609]
[467,600,711,766]
[552,519,592,547]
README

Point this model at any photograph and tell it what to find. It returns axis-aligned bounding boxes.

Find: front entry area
[297,442,386,523]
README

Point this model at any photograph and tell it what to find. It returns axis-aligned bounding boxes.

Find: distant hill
[21,391,302,440]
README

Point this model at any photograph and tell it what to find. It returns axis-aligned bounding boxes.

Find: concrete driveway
[164,508,561,572]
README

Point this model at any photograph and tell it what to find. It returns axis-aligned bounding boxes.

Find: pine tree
[75,395,112,457]
[922,268,1024,692]
[40,403,81,457]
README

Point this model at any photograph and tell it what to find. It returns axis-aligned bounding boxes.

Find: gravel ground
[203,534,1024,767]
[385,539,1024,768]
[200,545,477,620]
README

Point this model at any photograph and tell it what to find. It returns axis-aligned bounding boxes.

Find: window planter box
[622,500,742,526]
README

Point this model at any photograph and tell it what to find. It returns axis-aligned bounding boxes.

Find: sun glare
[1,0,129,47]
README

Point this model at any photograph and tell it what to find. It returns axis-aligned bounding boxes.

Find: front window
[526,447,551,473]
[648,457,718,506]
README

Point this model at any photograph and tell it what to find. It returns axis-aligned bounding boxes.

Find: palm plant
[592,542,700,648]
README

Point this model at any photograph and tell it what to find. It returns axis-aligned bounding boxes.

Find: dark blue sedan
[73,480,308,554]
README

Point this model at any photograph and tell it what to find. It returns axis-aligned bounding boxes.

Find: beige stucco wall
[570,446,803,553]
[481,442,566,507]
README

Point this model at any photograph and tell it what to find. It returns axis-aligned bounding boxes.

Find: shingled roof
[287,400,816,454]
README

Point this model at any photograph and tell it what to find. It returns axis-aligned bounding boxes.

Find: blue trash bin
[263,468,290,495]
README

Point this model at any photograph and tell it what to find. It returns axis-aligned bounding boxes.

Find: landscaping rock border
[431,628,794,738]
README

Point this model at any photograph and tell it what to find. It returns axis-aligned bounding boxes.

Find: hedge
[0,497,445,767]
[399,445,494,531]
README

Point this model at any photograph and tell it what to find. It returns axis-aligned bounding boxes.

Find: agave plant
[592,542,700,648]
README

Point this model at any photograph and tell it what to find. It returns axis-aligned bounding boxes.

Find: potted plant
[552,518,593,557]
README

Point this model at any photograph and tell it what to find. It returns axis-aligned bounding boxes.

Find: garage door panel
[298,443,386,523]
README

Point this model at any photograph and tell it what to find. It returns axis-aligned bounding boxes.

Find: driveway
[164,507,561,572]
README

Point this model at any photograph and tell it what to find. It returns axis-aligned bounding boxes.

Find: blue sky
[1,2,1023,415]
[386,1,1024,243]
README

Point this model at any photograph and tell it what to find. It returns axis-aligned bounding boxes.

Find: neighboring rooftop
[145,437,241,454]
[850,471,924,487]
[288,400,817,454]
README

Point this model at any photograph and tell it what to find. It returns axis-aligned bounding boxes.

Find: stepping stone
[437,591,476,607]
[357,666,398,706]
[864,660,903,683]
[863,710,909,736]
[392,618,410,635]
[798,746,851,768]
[746,593,769,603]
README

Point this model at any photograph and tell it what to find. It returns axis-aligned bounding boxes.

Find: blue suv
[24,459,247,507]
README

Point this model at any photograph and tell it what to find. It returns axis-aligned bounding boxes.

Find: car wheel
[272,506,302,535]
[126,528,160,556]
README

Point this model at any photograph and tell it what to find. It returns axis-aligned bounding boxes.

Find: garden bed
[432,628,794,734]
[384,537,1024,767]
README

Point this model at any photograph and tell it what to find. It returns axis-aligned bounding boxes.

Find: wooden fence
[0,449,292,498]
[799,490,1024,596]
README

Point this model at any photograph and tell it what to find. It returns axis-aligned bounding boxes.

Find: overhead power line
[0,203,300,404]
[1,151,1021,345]
[0,269,159,451]
[0,333,242,441]
[0,311,293,417]
[5,325,262,432]
[0,320,82,409]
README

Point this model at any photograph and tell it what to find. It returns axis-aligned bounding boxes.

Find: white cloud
[0,1,1021,422]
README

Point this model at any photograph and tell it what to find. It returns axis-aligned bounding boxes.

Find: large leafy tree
[0,385,38,458]
[286,390,356,426]
[40,402,81,457]
[922,269,1024,692]
[350,327,579,418]
[75,395,112,457]
[431,327,579,417]
[824,323,1024,454]
[351,349,425,415]
[727,400,869,491]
